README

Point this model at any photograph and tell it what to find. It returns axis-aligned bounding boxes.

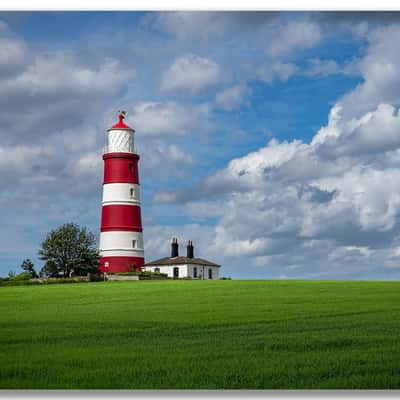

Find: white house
[143,238,220,279]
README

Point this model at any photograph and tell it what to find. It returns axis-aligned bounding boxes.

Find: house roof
[144,256,220,267]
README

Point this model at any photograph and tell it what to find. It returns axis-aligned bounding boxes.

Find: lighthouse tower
[99,111,145,273]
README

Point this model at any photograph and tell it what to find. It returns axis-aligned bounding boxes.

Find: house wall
[187,264,219,280]
[144,264,219,279]
[144,264,188,278]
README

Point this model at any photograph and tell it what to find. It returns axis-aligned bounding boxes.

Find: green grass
[1,279,400,389]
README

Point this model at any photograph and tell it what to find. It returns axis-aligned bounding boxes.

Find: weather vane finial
[118,110,126,123]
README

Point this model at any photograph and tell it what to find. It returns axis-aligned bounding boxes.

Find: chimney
[187,240,194,259]
[171,237,179,258]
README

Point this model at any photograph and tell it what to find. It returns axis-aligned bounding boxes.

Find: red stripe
[101,204,143,232]
[100,256,145,273]
[101,227,143,232]
[103,153,140,184]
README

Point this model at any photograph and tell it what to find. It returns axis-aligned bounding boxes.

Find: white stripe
[102,183,141,205]
[100,231,144,253]
[100,249,145,258]
[102,201,141,206]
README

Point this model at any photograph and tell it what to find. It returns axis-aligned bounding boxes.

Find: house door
[208,268,213,279]
[173,267,179,278]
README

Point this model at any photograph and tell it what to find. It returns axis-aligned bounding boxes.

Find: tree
[38,223,99,277]
[40,260,59,278]
[20,259,37,278]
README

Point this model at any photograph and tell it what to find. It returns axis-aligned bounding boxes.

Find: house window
[173,267,179,278]
[132,240,137,248]
[130,188,134,198]
[155,268,160,273]
[193,267,197,278]
[208,268,212,279]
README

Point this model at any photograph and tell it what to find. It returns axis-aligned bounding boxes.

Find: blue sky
[2,11,400,279]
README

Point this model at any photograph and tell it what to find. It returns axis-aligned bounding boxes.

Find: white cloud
[155,12,227,40]
[142,144,194,179]
[72,151,103,178]
[0,21,27,75]
[130,101,210,137]
[1,55,133,97]
[154,11,277,40]
[0,144,51,182]
[304,58,340,77]
[314,103,400,158]
[338,24,400,120]
[258,62,298,83]
[155,89,400,279]
[215,84,249,111]
[0,50,135,145]
[161,54,221,93]
[0,36,26,71]
[265,19,322,58]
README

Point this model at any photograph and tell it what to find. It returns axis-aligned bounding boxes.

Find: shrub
[87,273,103,282]
[0,279,39,287]
[10,272,33,281]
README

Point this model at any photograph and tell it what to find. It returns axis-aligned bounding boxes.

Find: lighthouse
[99,111,145,273]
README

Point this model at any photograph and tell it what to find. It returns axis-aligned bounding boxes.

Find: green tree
[40,260,59,278]
[20,259,37,278]
[38,223,99,277]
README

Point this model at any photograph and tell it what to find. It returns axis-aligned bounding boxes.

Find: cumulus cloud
[338,24,400,120]
[0,52,134,144]
[1,55,131,97]
[156,100,400,277]
[154,11,278,40]
[142,144,194,179]
[161,54,221,93]
[265,19,322,58]
[130,101,211,136]
[154,21,400,278]
[215,84,250,111]
[257,62,298,83]
[314,103,400,158]
[304,58,341,77]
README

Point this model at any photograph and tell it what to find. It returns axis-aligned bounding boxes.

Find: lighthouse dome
[110,111,134,130]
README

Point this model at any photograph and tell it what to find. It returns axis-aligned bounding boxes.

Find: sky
[2,11,400,279]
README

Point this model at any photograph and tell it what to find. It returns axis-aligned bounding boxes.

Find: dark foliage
[38,223,99,278]
[20,259,38,278]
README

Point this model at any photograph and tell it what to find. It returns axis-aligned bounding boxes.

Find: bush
[0,276,91,287]
[10,272,33,281]
[44,277,87,285]
[0,279,39,287]
[87,273,103,282]
[107,271,168,279]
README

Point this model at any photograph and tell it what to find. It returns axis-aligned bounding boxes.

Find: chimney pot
[171,237,179,257]
[187,240,194,259]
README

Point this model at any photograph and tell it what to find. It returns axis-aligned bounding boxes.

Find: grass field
[1,279,400,389]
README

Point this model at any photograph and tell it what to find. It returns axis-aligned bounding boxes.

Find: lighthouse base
[100,256,145,273]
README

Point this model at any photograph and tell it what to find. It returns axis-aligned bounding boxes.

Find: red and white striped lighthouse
[99,111,145,273]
